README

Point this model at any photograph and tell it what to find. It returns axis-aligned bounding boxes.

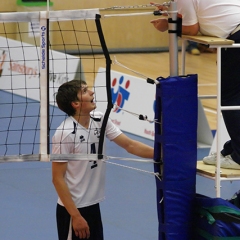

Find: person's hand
[150,2,168,11]
[150,18,168,32]
[72,215,90,239]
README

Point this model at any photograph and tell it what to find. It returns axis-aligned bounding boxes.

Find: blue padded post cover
[154,75,198,240]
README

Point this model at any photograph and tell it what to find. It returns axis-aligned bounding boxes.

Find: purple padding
[153,75,198,240]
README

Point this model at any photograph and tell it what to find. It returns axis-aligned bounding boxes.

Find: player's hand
[150,18,168,32]
[72,215,90,239]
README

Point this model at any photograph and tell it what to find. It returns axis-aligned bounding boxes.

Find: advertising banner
[94,67,214,146]
[0,36,80,105]
[94,67,156,140]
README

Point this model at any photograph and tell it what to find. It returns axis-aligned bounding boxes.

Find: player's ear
[71,101,80,109]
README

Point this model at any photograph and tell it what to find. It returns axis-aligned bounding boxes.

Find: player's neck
[73,114,90,129]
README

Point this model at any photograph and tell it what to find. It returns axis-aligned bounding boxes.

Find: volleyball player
[52,80,154,240]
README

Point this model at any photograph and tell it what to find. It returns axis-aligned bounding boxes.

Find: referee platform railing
[181,35,240,197]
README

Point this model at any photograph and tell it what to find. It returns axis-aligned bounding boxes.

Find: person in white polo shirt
[150,0,240,170]
[52,79,154,240]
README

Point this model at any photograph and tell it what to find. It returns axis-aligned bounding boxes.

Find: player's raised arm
[112,133,154,159]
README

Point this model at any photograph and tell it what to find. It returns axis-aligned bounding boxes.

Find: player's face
[76,85,96,113]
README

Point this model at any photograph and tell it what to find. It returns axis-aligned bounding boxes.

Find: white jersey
[176,0,240,38]
[52,111,122,208]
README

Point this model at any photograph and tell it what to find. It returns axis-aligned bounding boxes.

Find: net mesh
[0,10,110,162]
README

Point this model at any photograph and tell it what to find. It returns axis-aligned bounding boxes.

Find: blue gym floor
[1,133,240,240]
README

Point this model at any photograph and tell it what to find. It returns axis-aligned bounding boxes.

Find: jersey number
[90,143,98,169]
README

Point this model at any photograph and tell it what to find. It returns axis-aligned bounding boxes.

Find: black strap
[168,17,182,37]
[211,212,240,224]
[95,14,113,159]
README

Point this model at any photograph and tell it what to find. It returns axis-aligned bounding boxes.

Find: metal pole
[168,0,178,76]
[181,39,187,75]
[216,46,222,198]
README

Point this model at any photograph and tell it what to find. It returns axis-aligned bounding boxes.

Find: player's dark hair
[56,79,87,116]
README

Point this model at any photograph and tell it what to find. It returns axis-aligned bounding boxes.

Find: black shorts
[56,203,104,240]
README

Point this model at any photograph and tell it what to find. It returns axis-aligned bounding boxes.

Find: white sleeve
[177,0,198,26]
[90,111,122,140]
[105,118,122,141]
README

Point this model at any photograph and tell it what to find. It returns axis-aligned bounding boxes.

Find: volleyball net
[0,9,112,162]
[0,5,199,240]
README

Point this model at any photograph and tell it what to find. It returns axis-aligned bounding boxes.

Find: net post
[168,0,179,77]
[39,11,50,162]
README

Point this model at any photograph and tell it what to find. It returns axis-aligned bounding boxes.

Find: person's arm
[151,18,199,35]
[52,162,90,239]
[150,1,200,35]
[182,23,200,35]
[112,133,154,159]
